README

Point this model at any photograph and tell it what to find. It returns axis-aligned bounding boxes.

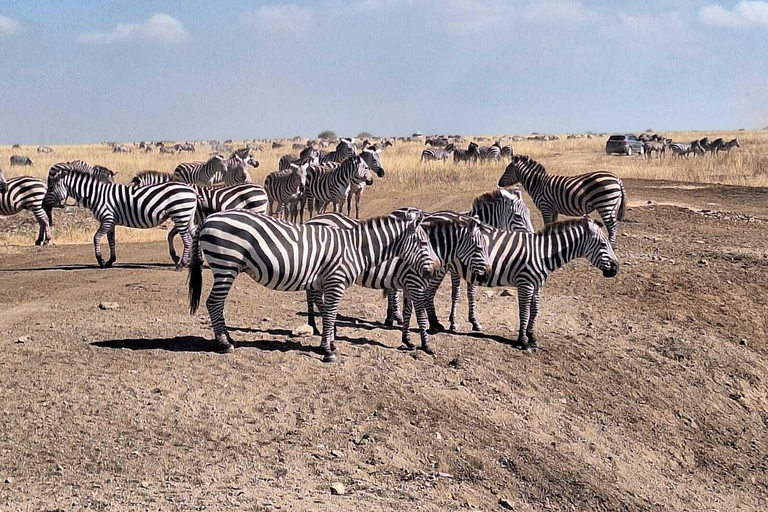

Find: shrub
[357,131,373,139]
[318,130,337,139]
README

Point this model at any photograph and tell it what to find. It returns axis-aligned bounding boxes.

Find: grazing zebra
[37,146,54,154]
[500,145,515,161]
[188,209,441,361]
[453,142,480,164]
[498,155,627,247]
[451,217,619,350]
[478,142,502,162]
[10,155,33,166]
[112,144,131,153]
[319,138,355,164]
[347,145,385,219]
[0,169,51,245]
[264,163,308,220]
[421,144,454,163]
[715,138,740,157]
[12,144,21,149]
[174,143,196,153]
[159,145,177,154]
[303,156,373,220]
[307,211,490,353]
[43,168,198,268]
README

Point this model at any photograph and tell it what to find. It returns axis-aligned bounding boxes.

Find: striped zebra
[307,210,490,353]
[159,145,177,155]
[37,146,54,154]
[131,170,268,263]
[453,142,479,164]
[670,141,705,159]
[43,168,198,268]
[319,138,355,164]
[421,144,454,163]
[173,149,255,186]
[715,138,740,157]
[188,209,441,361]
[450,216,619,350]
[347,146,385,219]
[478,142,502,162]
[264,163,308,220]
[51,160,117,183]
[10,155,33,166]
[303,156,373,219]
[500,145,514,161]
[0,169,51,245]
[498,155,627,247]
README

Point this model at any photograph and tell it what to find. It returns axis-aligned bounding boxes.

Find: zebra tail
[617,179,627,221]
[188,227,203,315]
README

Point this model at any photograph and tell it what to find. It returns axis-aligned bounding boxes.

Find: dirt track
[1,179,767,511]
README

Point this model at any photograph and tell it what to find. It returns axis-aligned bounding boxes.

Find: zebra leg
[448,269,462,332]
[176,224,194,269]
[31,207,50,246]
[411,289,434,355]
[384,289,403,326]
[93,220,114,268]
[105,228,117,267]
[598,207,618,248]
[354,190,362,220]
[306,290,323,336]
[426,269,448,334]
[516,283,534,351]
[467,283,482,332]
[400,292,416,350]
[526,288,542,349]
[320,283,345,362]
[207,271,237,353]
[167,226,180,265]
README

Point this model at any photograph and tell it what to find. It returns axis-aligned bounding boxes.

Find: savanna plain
[1,132,767,511]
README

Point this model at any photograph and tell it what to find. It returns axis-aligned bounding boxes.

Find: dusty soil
[1,179,767,511]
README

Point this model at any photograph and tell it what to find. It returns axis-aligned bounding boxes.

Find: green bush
[318,130,337,139]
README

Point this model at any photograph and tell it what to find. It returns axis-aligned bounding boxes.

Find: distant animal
[264,163,309,220]
[37,146,54,154]
[478,142,502,162]
[421,144,454,163]
[319,138,355,164]
[10,155,33,166]
[500,145,515,161]
[715,138,740,157]
[453,142,480,164]
[643,141,666,159]
[174,143,196,153]
[112,144,131,153]
[272,141,284,149]
[173,149,256,186]
[50,160,117,183]
[304,156,373,219]
[159,145,177,154]
[12,144,21,149]
[0,169,51,245]
[498,155,627,247]
[348,145,385,219]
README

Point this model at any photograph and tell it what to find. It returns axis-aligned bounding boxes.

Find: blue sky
[1,0,767,143]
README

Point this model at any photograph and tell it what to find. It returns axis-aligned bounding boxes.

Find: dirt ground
[1,179,767,511]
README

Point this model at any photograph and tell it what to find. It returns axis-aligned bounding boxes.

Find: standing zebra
[450,217,618,350]
[173,149,255,186]
[319,138,355,164]
[453,142,480,164]
[303,156,373,220]
[421,144,454,163]
[43,168,198,268]
[500,145,515,161]
[715,138,740,157]
[0,169,51,245]
[10,155,33,166]
[37,146,54,154]
[347,145,385,219]
[51,160,117,183]
[264,163,308,220]
[307,211,490,354]
[478,142,502,162]
[188,209,441,361]
[498,155,627,247]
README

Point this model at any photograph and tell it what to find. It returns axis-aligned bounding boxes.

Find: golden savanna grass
[1,129,766,246]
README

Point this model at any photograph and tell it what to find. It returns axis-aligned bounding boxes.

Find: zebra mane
[536,217,603,236]
[135,170,172,180]
[472,188,507,206]
[50,167,111,182]
[512,155,547,174]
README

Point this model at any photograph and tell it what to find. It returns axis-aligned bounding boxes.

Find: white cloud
[523,1,598,24]
[246,4,316,35]
[700,1,768,27]
[0,15,23,35]
[77,13,190,45]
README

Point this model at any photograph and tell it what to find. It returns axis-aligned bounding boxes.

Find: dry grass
[1,130,766,246]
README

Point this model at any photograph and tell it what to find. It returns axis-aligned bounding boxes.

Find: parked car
[606,134,645,156]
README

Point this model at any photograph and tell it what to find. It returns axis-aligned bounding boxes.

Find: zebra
[670,141,705,158]
[173,150,254,186]
[112,144,131,153]
[10,155,33,166]
[319,138,355,164]
[37,146,54,154]
[12,144,21,149]
[644,141,666,159]
[448,217,618,351]
[159,145,177,155]
[307,211,491,354]
[51,160,117,183]
[421,144,454,163]
[174,143,196,153]
[303,155,373,220]
[188,209,441,361]
[498,155,627,247]
[0,169,51,245]
[478,142,502,162]
[453,142,480,164]
[43,168,198,268]
[715,138,740,157]
[347,145,385,219]
[263,163,308,220]
[500,145,515,161]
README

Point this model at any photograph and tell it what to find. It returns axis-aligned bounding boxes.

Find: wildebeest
[10,155,33,166]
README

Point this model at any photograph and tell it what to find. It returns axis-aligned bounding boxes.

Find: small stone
[435,432,443,440]
[330,450,344,459]
[15,336,29,344]
[291,324,314,337]
[559,398,567,404]
[56,464,63,472]
[698,259,708,267]
[330,482,345,495]
[739,338,747,346]
[4,477,13,484]
[262,317,272,322]
[482,291,495,299]
[140,481,149,488]
[500,289,514,297]
[499,498,514,509]
[621,232,628,237]
[99,302,119,310]
[437,472,453,479]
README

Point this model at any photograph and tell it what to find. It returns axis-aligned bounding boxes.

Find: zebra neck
[357,221,401,268]
[519,169,548,197]
[537,227,587,274]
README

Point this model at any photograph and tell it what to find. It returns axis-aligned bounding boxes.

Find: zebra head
[457,216,492,285]
[498,155,544,187]
[360,146,385,177]
[498,187,534,233]
[289,162,309,188]
[43,166,73,209]
[392,209,441,280]
[91,165,117,183]
[350,156,374,186]
[228,154,254,184]
[580,216,619,278]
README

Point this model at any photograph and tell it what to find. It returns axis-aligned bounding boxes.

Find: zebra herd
[421,141,514,164]
[640,133,742,159]
[1,140,626,360]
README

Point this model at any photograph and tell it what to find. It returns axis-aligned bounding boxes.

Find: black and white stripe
[43,168,198,268]
[421,144,454,163]
[478,142,502,162]
[173,149,257,186]
[264,163,308,220]
[307,210,491,353]
[319,138,355,164]
[498,155,627,246]
[10,155,33,166]
[0,169,51,245]
[347,146,385,219]
[303,156,373,219]
[188,209,441,361]
[449,217,619,350]
[453,142,479,164]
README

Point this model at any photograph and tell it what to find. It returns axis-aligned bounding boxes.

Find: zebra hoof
[448,324,459,333]
[400,339,416,351]
[422,345,435,355]
[384,317,395,327]
[471,322,483,332]
[213,341,234,354]
[394,315,404,325]
[105,260,115,268]
[322,352,337,363]
[429,320,446,333]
